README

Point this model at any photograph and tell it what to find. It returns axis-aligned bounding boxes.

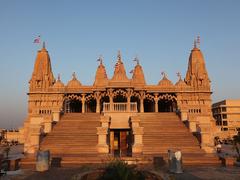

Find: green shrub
[99,159,145,180]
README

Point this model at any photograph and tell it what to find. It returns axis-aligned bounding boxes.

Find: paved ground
[0,165,239,180]
[1,145,240,179]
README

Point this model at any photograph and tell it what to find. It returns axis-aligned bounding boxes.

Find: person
[216,143,222,153]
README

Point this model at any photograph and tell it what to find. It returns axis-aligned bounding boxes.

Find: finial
[117,50,122,62]
[57,74,61,81]
[197,35,200,48]
[177,72,182,80]
[161,71,166,78]
[133,56,139,65]
[72,72,76,79]
[97,55,103,65]
[194,39,197,48]
[43,41,46,49]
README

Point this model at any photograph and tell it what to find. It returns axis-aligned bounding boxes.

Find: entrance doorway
[109,130,132,157]
[64,99,82,113]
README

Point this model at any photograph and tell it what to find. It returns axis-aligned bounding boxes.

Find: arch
[144,94,155,112]
[158,94,177,112]
[113,89,127,102]
[85,94,96,113]
[100,95,110,112]
[63,94,82,113]
[131,92,140,112]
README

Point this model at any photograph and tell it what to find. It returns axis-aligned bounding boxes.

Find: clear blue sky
[0,0,240,128]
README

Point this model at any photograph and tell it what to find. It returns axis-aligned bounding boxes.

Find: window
[222,114,227,119]
[222,107,226,112]
[223,121,228,126]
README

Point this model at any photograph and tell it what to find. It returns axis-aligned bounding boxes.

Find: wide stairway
[40,113,100,155]
[139,113,220,166]
[21,113,106,168]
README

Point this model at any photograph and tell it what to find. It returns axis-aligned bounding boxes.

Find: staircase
[20,113,104,168]
[139,113,220,166]
[40,113,100,155]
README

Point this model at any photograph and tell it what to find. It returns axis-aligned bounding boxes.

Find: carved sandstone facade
[22,41,216,156]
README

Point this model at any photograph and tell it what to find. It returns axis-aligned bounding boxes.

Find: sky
[0,0,240,129]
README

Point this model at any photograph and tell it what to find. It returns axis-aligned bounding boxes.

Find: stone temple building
[21,40,219,167]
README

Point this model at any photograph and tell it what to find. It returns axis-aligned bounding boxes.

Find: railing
[103,102,137,112]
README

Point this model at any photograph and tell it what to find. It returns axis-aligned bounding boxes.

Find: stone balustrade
[103,102,137,112]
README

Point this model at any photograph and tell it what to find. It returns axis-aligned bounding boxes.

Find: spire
[194,39,197,49]
[185,39,210,89]
[57,73,61,81]
[131,57,146,86]
[29,44,55,91]
[43,41,46,49]
[177,72,182,80]
[72,72,76,79]
[94,56,108,86]
[134,56,139,65]
[110,51,129,82]
[197,35,200,48]
[117,50,122,62]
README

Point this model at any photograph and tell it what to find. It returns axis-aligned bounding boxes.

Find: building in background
[212,99,240,139]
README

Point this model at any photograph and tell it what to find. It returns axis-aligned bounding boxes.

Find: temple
[21,39,219,166]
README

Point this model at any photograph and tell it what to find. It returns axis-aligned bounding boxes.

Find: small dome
[175,78,187,87]
[158,73,173,86]
[67,73,82,88]
[53,75,65,88]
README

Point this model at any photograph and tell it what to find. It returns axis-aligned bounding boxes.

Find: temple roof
[67,72,82,88]
[93,57,108,87]
[31,42,54,82]
[185,38,210,88]
[52,74,65,88]
[131,58,146,86]
[158,73,173,87]
[110,51,130,82]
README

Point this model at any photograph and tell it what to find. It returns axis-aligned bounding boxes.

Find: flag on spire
[33,35,41,43]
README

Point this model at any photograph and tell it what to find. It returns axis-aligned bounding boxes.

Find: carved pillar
[95,92,101,113]
[108,89,113,112]
[154,93,159,113]
[127,96,131,112]
[82,94,85,113]
[127,89,133,112]
[131,116,144,156]
[96,98,100,113]
[97,116,110,154]
[140,91,145,113]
